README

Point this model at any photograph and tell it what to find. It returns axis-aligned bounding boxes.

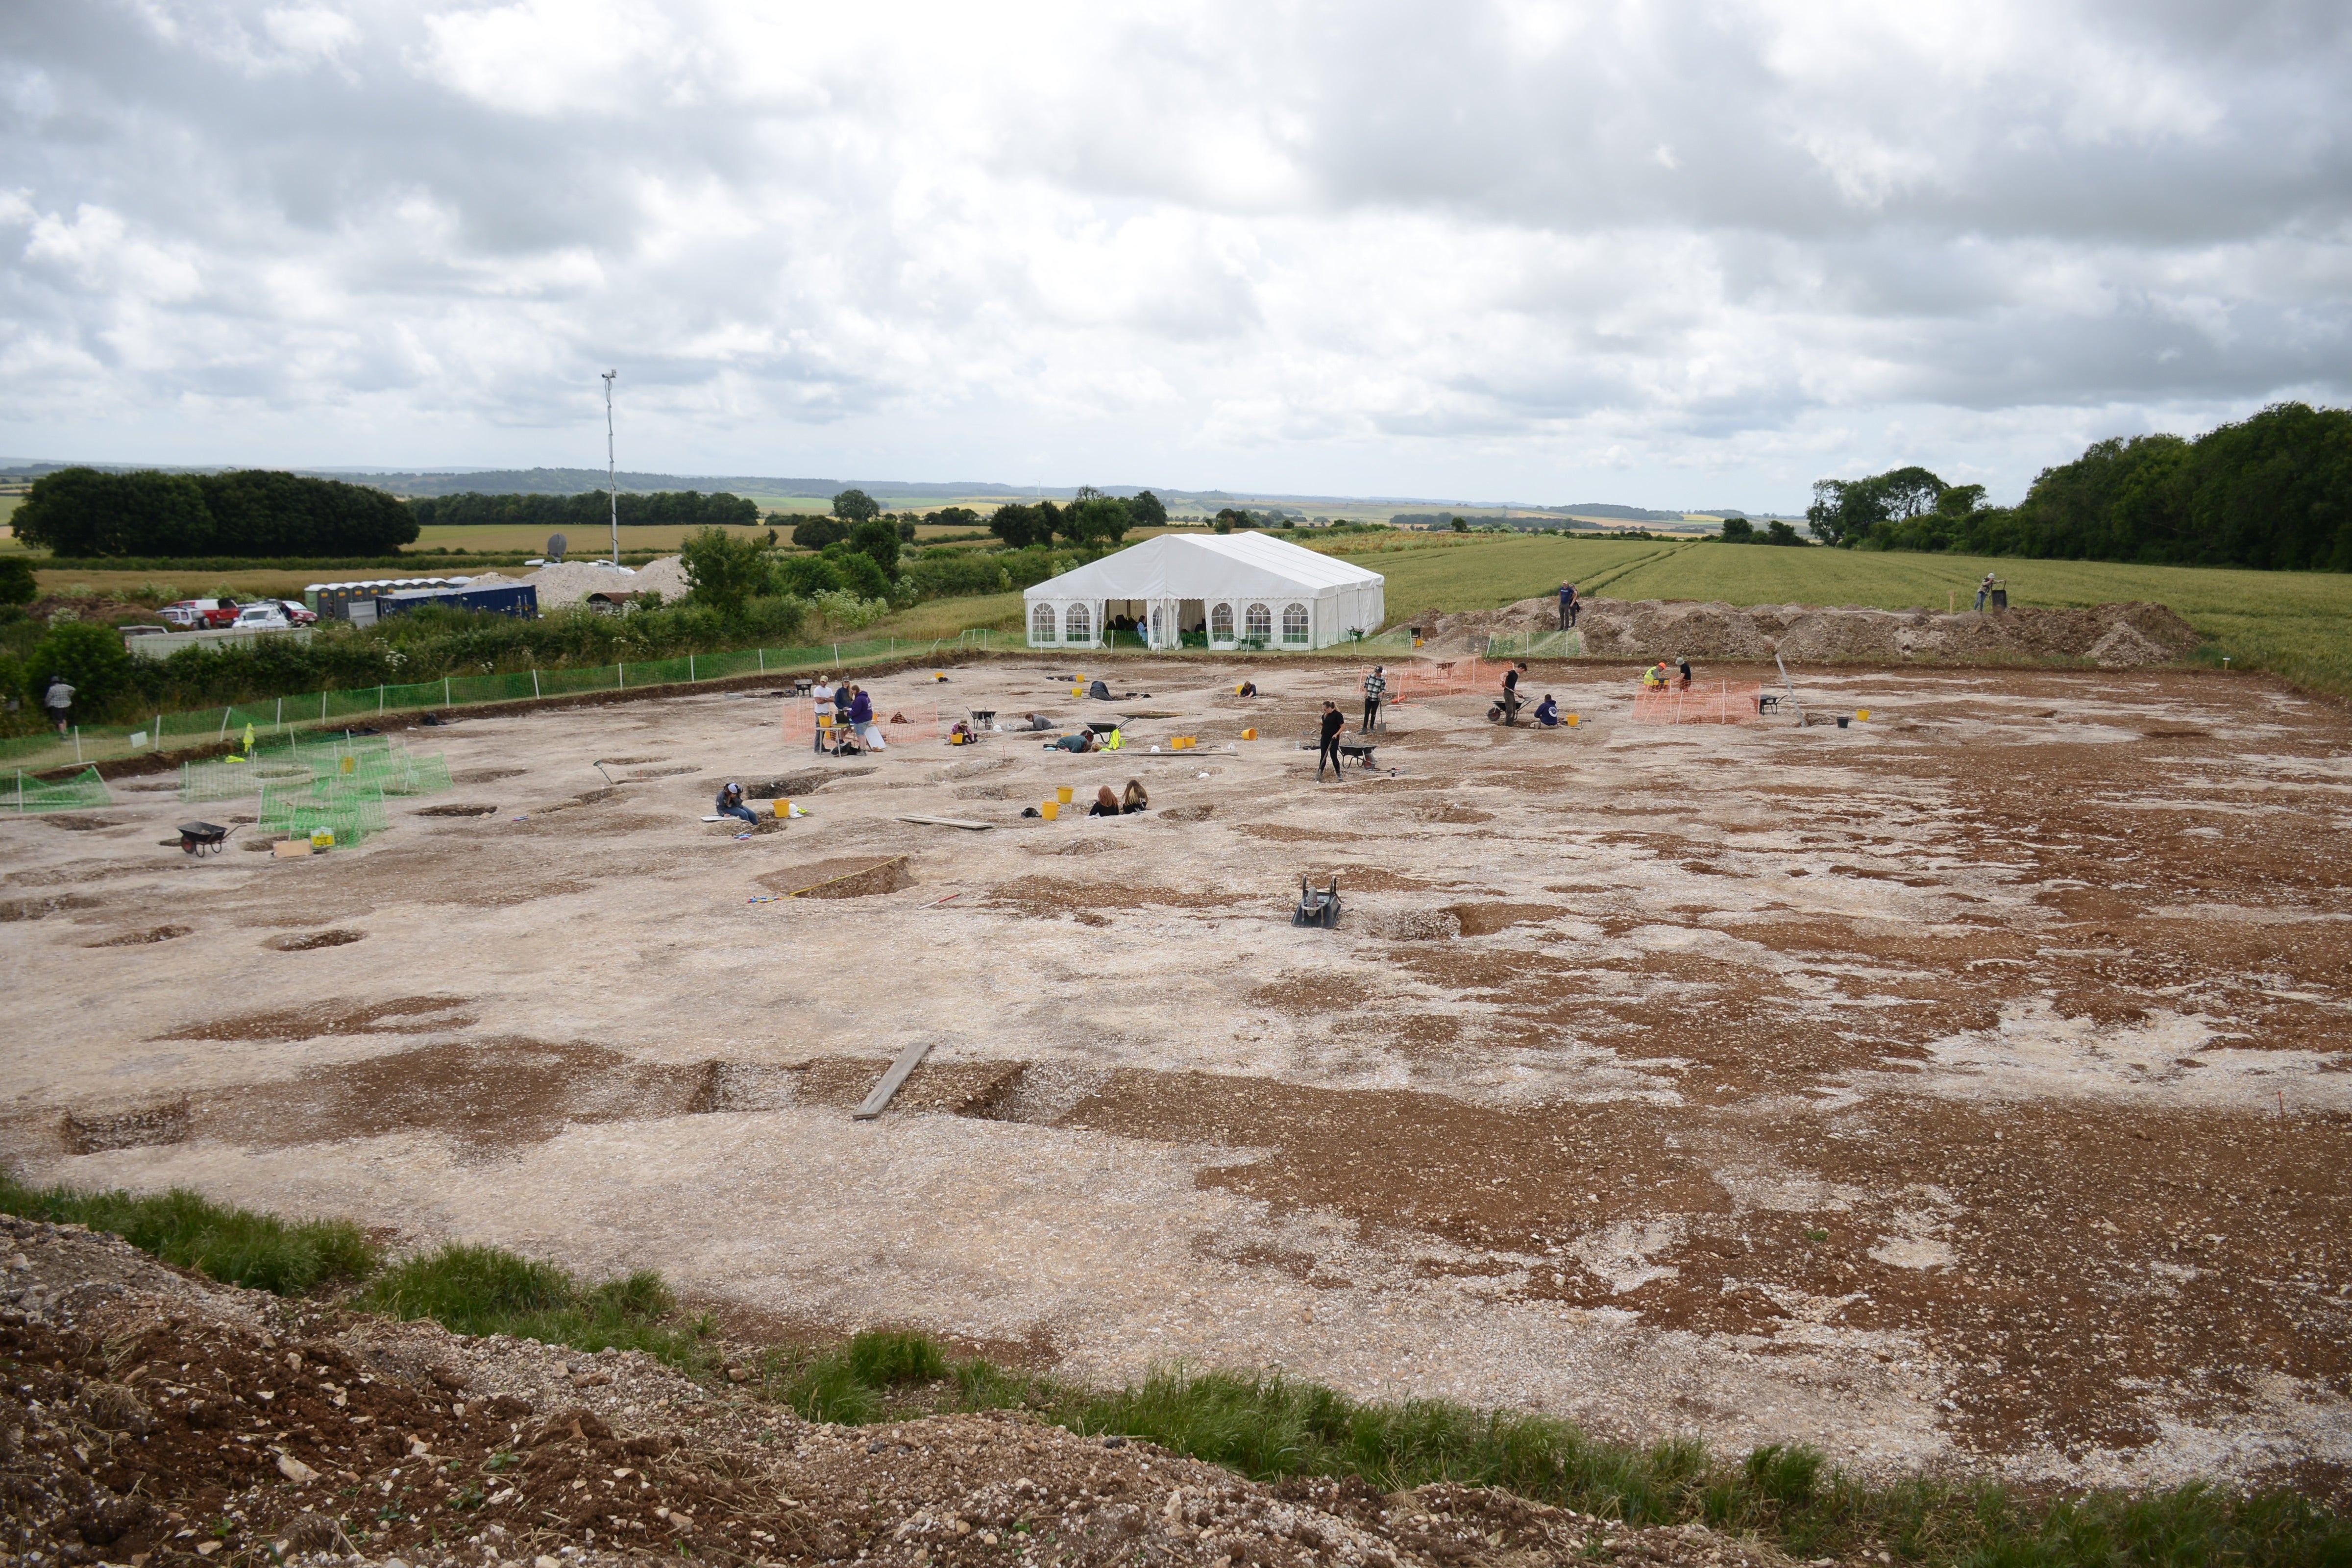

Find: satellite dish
[547,534,567,561]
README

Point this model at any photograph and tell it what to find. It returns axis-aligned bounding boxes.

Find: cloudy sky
[2,1,2347,508]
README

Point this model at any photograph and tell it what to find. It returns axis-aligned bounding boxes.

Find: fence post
[276,698,283,735]
[617,662,625,690]
[219,708,230,740]
[833,643,840,667]
[153,716,162,752]
[689,654,695,681]
[757,649,764,673]
[321,692,327,724]
[532,670,541,699]
[443,678,451,708]
[74,727,82,762]
[378,686,384,714]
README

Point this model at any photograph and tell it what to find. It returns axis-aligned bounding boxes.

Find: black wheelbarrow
[176,821,238,856]
[1294,874,1341,929]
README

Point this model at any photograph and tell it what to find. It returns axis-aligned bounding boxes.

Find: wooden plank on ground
[854,1040,936,1120]
[897,814,994,831]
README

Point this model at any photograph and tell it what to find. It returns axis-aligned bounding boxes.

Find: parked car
[161,597,245,629]
[270,599,318,626]
[230,604,294,632]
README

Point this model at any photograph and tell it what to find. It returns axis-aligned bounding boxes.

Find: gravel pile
[487,556,692,608]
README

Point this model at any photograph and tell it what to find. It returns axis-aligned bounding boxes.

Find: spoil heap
[2,1216,1787,1568]
[1418,596,2201,666]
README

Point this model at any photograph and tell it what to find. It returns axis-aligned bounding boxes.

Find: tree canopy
[15,468,420,558]
[407,489,757,535]
[1811,404,2352,569]
[831,489,881,524]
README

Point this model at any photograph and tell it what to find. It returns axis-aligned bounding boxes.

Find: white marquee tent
[1023,532,1386,652]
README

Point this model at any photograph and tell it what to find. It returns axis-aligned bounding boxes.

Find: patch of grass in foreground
[0,1171,378,1296]
[796,1352,2352,1568]
[10,1173,2343,1568]
[354,1243,719,1373]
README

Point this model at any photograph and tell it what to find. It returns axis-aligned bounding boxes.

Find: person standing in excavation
[1317,701,1347,782]
[1499,661,1528,725]
[1361,665,1387,733]
[1559,581,1579,629]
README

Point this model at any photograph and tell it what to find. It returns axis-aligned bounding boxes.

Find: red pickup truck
[160,598,243,630]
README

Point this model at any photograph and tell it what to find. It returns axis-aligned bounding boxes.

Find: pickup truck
[230,604,294,632]
[161,598,242,629]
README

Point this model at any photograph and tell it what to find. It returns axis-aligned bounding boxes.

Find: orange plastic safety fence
[1382,658,1497,705]
[1629,681,1764,725]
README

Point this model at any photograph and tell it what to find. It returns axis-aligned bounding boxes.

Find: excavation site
[4,650,2349,1522]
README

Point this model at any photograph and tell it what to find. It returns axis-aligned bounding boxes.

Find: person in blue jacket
[716,782,758,826]
[1534,694,1560,726]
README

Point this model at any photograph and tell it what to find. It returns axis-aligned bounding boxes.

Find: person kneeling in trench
[716,781,759,826]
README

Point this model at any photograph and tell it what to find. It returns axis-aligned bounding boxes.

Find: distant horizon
[0,459,1791,519]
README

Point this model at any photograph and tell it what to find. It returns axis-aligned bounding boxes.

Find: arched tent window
[1149,604,1166,646]
[1031,602,1057,643]
[1210,603,1234,638]
[1244,603,1272,639]
[1066,603,1091,643]
[1282,603,1310,645]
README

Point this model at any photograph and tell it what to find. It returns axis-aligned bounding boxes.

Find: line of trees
[408,489,760,533]
[14,468,419,558]
[1809,403,2352,570]
[989,488,1166,548]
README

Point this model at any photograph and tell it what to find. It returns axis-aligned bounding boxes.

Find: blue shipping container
[372,584,540,621]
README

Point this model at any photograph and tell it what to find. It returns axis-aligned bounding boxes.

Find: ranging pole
[602,369,619,564]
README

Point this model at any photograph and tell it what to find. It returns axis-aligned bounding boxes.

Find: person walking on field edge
[1317,701,1347,782]
[42,676,74,736]
[1361,664,1387,733]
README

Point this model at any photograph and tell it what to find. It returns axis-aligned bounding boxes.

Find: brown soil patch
[60,1096,191,1154]
[1236,823,1364,843]
[984,877,1239,917]
[745,767,877,797]
[265,930,367,951]
[756,857,916,899]
[416,803,501,817]
[1,892,106,921]
[157,995,474,1043]
[87,925,193,947]
[452,766,527,783]
[1443,903,1568,936]
[38,814,123,831]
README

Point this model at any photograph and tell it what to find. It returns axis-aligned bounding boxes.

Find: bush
[0,557,36,605]
[28,619,134,710]
[680,526,771,613]
[0,1171,378,1295]
[773,553,844,597]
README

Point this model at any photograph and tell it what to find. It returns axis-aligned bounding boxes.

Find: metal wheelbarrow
[176,821,238,856]
[1293,874,1341,929]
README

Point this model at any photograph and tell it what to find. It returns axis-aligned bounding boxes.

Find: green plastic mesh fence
[326,748,453,796]
[257,781,388,847]
[4,766,115,815]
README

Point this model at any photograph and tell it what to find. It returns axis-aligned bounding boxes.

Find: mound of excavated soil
[1421,596,2201,667]
[486,554,693,607]
[0,1214,1790,1568]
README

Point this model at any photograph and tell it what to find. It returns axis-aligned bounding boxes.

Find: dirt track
[3,654,2348,1498]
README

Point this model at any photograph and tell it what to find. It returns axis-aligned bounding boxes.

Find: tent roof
[1024,532,1383,601]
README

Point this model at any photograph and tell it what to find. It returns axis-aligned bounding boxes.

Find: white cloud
[0,0,2345,505]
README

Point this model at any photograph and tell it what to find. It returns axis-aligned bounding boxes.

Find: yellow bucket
[1172,736,1196,750]
[1041,800,1060,821]
[1857,708,1871,721]
[1071,684,1084,698]
[1567,713,1580,726]
[1057,785,1074,804]
[774,798,789,818]
[1241,728,1257,740]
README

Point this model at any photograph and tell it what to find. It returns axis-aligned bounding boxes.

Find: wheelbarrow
[1293,874,1341,929]
[176,821,238,856]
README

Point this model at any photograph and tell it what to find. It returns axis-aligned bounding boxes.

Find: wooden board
[896,814,994,831]
[854,1040,936,1120]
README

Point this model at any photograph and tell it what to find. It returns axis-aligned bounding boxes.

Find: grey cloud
[0,0,2345,506]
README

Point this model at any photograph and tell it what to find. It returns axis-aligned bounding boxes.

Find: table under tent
[1023,532,1386,651]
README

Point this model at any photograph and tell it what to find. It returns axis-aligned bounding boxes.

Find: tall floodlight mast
[602,369,620,565]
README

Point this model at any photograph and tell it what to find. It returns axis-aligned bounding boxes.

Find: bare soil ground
[3,656,2348,1500]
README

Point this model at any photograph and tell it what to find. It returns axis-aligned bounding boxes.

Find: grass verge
[8,1173,2345,1568]
[353,1243,719,1372]
[0,1171,377,1296]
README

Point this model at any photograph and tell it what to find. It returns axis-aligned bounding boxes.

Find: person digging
[1317,701,1348,783]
